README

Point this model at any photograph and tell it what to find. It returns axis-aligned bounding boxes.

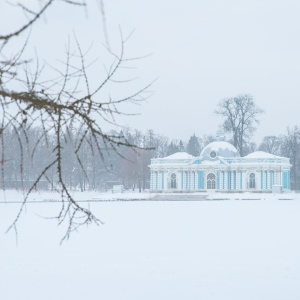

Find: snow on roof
[244,151,283,159]
[162,152,194,160]
[205,141,238,152]
[200,141,239,158]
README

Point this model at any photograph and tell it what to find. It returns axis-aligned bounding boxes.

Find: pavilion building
[149,140,291,192]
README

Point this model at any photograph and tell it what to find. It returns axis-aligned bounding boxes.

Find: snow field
[0,191,300,300]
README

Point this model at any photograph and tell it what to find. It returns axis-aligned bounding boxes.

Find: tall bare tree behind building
[259,135,282,155]
[281,126,300,190]
[215,94,263,156]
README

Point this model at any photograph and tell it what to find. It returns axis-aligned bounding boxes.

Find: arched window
[249,173,256,189]
[207,173,216,189]
[171,173,177,189]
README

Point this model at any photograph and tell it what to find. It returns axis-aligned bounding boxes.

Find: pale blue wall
[198,171,204,189]
[217,170,220,189]
[283,170,290,189]
[270,171,274,188]
[186,171,188,190]
[233,171,236,190]
[240,172,242,189]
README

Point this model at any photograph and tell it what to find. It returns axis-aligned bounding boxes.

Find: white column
[178,171,182,190]
[182,171,186,190]
[157,171,161,190]
[163,171,168,191]
[259,171,262,190]
[276,171,280,185]
[191,172,194,190]
[224,171,228,190]
[240,171,244,190]
[220,171,224,190]
[150,171,154,190]
[155,171,158,190]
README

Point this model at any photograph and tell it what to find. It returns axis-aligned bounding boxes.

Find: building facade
[149,141,291,192]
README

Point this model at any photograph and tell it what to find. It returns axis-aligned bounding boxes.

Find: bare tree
[281,126,300,190]
[0,1,152,241]
[259,135,282,155]
[215,94,263,156]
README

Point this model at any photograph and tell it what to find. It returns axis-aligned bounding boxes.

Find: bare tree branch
[0,0,153,242]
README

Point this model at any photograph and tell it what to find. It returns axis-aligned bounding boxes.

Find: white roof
[200,141,240,158]
[244,151,282,159]
[162,152,194,160]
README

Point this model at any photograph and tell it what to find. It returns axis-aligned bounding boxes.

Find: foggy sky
[2,0,300,143]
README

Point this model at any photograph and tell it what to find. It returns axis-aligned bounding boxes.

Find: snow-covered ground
[1,190,300,300]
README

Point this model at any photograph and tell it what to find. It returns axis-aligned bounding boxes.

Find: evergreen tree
[186,134,201,156]
[167,142,180,156]
[179,140,185,152]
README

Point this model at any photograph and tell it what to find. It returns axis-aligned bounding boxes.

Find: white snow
[244,151,284,159]
[161,152,194,160]
[1,190,300,300]
[200,141,239,156]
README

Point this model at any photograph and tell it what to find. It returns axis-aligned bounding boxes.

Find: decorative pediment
[192,158,225,165]
[193,159,202,164]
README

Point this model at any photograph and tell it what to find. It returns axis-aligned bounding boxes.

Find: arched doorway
[249,173,256,189]
[170,173,177,189]
[207,173,216,189]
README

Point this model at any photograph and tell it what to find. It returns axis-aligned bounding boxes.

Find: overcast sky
[2,0,300,143]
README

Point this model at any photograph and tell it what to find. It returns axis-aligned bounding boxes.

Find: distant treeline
[1,125,300,191]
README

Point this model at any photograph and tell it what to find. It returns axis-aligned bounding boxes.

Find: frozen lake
[1,191,300,300]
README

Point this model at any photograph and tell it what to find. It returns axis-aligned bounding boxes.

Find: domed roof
[200,141,240,159]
